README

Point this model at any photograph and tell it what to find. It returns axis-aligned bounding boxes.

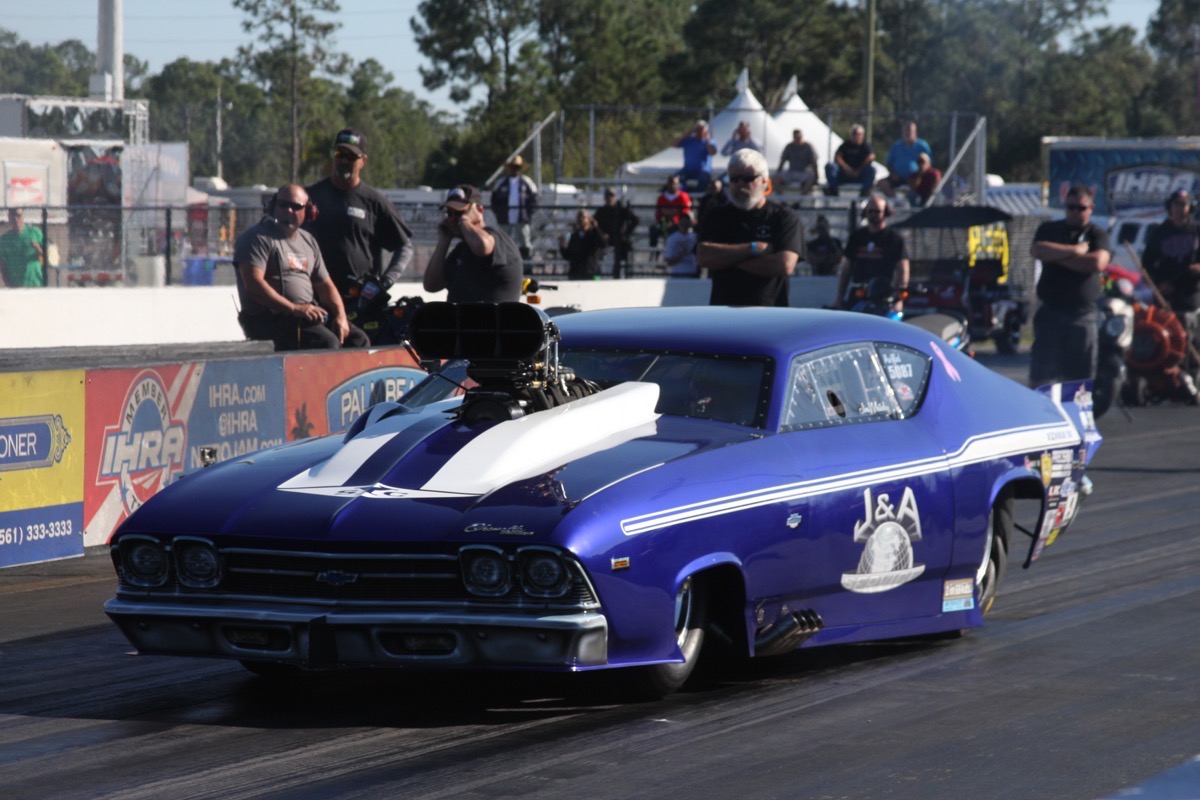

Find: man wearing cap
[490,155,539,261]
[594,188,639,278]
[423,185,523,303]
[234,184,368,351]
[304,127,414,295]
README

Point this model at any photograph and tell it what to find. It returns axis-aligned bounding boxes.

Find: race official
[836,194,910,316]
[1029,184,1111,384]
[304,128,414,295]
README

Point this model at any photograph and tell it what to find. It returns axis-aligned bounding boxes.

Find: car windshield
[561,348,772,428]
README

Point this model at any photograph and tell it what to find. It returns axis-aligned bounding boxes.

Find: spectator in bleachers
[664,213,699,277]
[675,120,717,192]
[653,175,692,248]
[777,129,819,194]
[805,215,843,276]
[697,179,730,232]
[722,120,763,155]
[907,153,942,206]
[594,188,639,278]
[879,120,932,199]
[559,210,606,280]
[824,124,877,198]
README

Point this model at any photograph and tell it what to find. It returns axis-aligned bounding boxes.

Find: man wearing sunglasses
[304,128,414,295]
[1029,184,1112,385]
[696,149,805,307]
[234,184,367,351]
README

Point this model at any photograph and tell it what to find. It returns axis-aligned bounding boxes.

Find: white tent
[618,70,791,185]
[772,76,844,178]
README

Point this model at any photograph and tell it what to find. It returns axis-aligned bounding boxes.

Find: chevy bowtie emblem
[316,570,360,586]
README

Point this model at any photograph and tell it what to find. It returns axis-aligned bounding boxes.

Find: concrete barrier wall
[0,277,841,349]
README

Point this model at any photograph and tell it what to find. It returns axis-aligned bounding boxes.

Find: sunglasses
[728,173,761,184]
[332,149,363,161]
[1065,203,1092,211]
[865,208,885,215]
[276,200,305,212]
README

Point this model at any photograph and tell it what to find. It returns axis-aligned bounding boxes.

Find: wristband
[750,241,758,255]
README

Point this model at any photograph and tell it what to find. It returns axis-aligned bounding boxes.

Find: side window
[876,343,932,416]
[781,344,901,431]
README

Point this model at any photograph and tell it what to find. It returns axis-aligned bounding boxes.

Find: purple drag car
[105,303,1100,697]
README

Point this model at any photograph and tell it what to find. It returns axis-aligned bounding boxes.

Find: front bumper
[104,598,608,670]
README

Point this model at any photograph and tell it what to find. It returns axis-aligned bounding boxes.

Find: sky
[4,0,1156,116]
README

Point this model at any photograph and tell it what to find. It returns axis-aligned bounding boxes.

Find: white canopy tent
[618,70,792,185]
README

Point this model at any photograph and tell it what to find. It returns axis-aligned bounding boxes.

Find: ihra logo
[99,371,186,515]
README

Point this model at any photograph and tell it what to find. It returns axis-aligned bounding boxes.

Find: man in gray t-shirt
[234,184,367,350]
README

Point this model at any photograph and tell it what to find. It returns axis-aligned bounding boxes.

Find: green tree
[1145,0,1200,134]
[234,0,350,182]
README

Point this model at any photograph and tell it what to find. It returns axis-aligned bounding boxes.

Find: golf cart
[894,205,1029,354]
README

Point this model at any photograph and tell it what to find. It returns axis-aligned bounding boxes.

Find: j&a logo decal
[99,371,187,515]
[841,486,925,594]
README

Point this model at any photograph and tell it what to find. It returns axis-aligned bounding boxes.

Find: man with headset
[234,184,368,351]
[835,194,910,317]
[1143,189,1200,317]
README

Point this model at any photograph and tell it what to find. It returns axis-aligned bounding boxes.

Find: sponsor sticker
[942,577,975,612]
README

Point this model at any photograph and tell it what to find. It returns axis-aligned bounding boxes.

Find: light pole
[864,0,876,143]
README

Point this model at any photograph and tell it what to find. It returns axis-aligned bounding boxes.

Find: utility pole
[865,0,876,143]
[215,83,225,181]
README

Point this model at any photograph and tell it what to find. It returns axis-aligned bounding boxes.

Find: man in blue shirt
[879,121,932,199]
[676,120,717,192]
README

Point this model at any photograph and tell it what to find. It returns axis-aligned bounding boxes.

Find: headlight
[121,535,169,587]
[460,546,511,597]
[174,537,222,588]
[518,547,570,598]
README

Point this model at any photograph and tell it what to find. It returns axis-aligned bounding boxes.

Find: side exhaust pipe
[754,609,824,657]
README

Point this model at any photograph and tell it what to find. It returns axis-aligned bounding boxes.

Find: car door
[776,342,956,631]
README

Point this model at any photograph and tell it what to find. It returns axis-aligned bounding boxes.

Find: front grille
[117,546,599,608]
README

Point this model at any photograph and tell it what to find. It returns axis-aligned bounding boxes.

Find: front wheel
[978,493,1013,615]
[624,576,708,700]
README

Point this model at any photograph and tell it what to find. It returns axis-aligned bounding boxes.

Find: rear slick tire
[978,493,1013,616]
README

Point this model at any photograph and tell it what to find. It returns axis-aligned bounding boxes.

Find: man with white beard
[696,149,805,306]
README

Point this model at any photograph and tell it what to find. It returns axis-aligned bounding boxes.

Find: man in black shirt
[1142,189,1200,314]
[697,149,805,307]
[593,188,639,278]
[304,128,414,294]
[836,195,909,316]
[422,185,523,303]
[1029,184,1111,385]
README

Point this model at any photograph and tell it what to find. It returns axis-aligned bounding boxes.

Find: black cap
[441,184,482,210]
[333,128,367,156]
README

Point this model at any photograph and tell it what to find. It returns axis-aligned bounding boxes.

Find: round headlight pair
[459,546,572,599]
